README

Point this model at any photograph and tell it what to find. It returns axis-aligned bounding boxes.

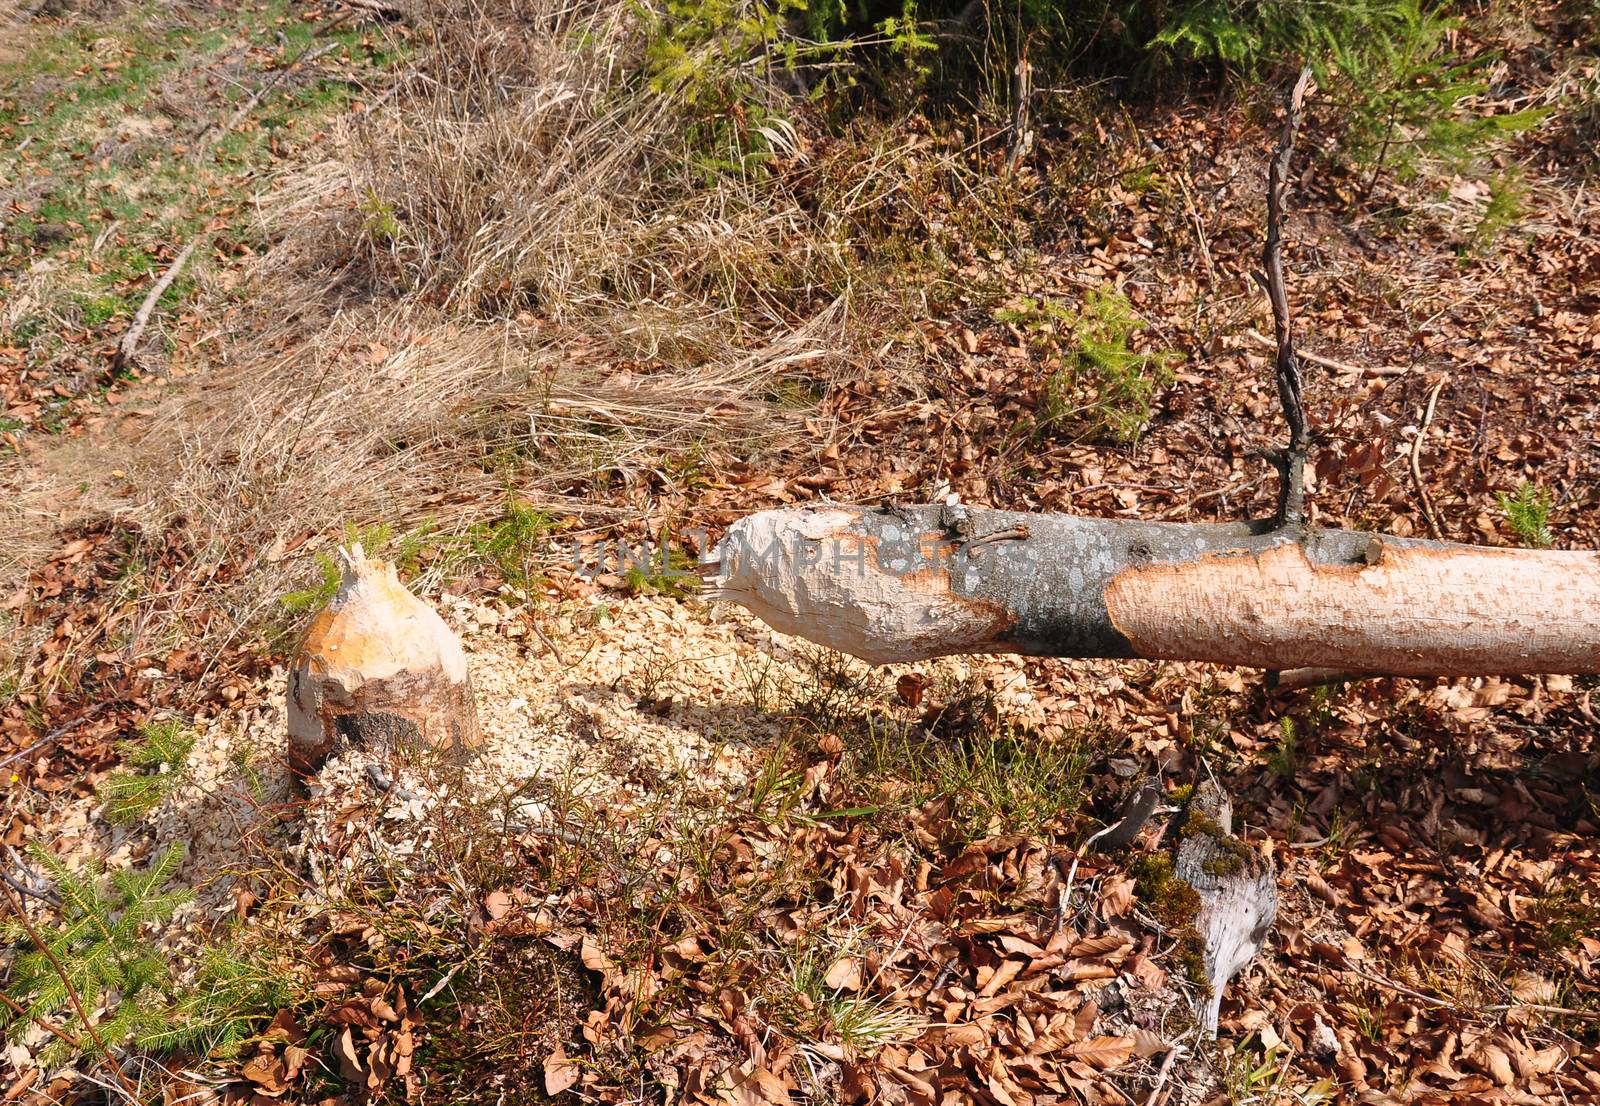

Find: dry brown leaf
[1130,1028,1167,1059]
[545,1048,580,1095]
[1508,972,1557,1004]
[1476,1044,1515,1086]
[581,935,616,975]
[1130,953,1168,992]
[485,889,513,920]
[824,956,863,991]
[997,933,1046,958]
[240,1054,287,1097]
[1073,1000,1099,1039]
[1067,933,1131,960]
[941,1024,987,1048]
[333,1027,364,1083]
[978,958,1025,998]
[896,673,925,706]
[263,1009,304,1044]
[1066,1035,1135,1070]
[838,1061,878,1105]
[1060,960,1118,982]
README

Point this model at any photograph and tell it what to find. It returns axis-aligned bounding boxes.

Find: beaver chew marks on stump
[287,543,480,777]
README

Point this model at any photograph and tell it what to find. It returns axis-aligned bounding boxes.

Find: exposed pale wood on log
[1268,666,1358,690]
[1102,538,1600,674]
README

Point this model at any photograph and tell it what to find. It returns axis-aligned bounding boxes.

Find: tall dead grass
[0,0,973,686]
[361,0,848,325]
[5,0,889,659]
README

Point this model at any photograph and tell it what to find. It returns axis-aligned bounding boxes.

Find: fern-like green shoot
[1498,481,1554,547]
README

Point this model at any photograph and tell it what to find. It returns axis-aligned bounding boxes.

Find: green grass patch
[0,0,406,387]
[772,656,1107,842]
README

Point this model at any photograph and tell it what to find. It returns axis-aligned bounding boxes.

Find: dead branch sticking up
[1257,66,1314,528]
[1175,781,1278,1036]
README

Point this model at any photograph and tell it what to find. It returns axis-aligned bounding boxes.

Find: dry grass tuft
[358,0,849,326]
[0,0,938,685]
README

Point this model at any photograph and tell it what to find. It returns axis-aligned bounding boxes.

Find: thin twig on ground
[115,237,203,368]
[1142,1038,1188,1106]
[1350,965,1600,1022]
[0,853,59,908]
[1409,375,1449,539]
[192,2,366,151]
[0,707,111,773]
[2,1066,39,1101]
[1004,56,1032,175]
[201,40,344,151]
[1244,329,1410,378]
[0,989,85,1053]
[1177,171,1217,288]
[1151,473,1271,521]
[529,616,567,666]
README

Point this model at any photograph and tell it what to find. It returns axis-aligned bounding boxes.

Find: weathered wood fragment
[1173,781,1277,1035]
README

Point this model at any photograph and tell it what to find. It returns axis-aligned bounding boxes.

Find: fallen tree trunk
[702,504,1600,675]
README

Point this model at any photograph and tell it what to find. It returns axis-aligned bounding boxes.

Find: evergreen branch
[0,987,83,1053]
[0,882,140,1098]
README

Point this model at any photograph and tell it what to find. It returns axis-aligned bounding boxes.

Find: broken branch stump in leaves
[703,505,1600,676]
[287,544,480,777]
[1174,781,1277,1036]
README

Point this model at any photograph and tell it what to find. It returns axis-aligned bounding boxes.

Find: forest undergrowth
[2,0,1598,1102]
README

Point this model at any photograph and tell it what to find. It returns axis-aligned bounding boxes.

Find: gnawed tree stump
[1174,781,1278,1036]
[287,544,479,777]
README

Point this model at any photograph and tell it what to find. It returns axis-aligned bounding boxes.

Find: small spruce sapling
[1,844,189,1064]
[1498,481,1554,547]
[100,720,196,826]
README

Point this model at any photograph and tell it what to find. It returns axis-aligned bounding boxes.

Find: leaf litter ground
[3,2,1600,1103]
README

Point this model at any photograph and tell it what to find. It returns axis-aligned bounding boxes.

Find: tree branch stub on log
[1256,66,1314,530]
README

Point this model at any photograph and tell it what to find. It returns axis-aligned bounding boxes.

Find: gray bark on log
[703,504,1600,675]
